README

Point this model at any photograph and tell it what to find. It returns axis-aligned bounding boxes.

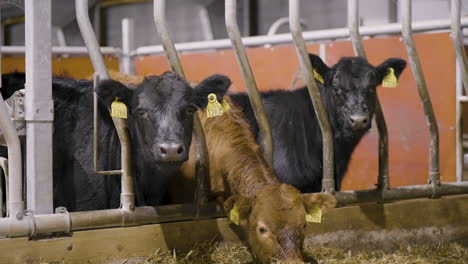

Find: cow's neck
[198,97,279,199]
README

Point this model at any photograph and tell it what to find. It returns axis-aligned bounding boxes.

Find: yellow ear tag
[313,69,324,84]
[382,67,398,88]
[221,99,231,113]
[110,97,127,119]
[206,93,223,118]
[306,206,322,223]
[229,204,240,225]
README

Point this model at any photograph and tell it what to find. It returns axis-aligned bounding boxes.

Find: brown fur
[170,97,337,264]
[86,70,144,86]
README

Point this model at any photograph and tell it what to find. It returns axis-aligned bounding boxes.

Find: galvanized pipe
[25,0,54,214]
[336,182,468,205]
[0,46,121,55]
[401,0,440,191]
[0,8,23,218]
[225,0,274,167]
[120,18,135,75]
[76,0,134,210]
[451,0,468,96]
[0,203,223,238]
[456,61,463,181]
[134,17,468,56]
[289,0,335,193]
[153,0,210,208]
[347,0,389,191]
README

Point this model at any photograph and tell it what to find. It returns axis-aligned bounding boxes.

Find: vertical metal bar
[451,0,468,96]
[289,0,335,193]
[0,8,24,218]
[25,0,53,214]
[225,0,274,167]
[120,18,135,75]
[456,60,463,182]
[400,0,440,192]
[348,0,389,191]
[153,0,210,208]
[76,0,134,211]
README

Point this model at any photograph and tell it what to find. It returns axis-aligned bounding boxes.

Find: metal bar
[0,46,121,55]
[335,182,468,205]
[348,0,389,192]
[451,0,468,96]
[456,61,463,182]
[289,0,334,193]
[25,0,54,214]
[134,17,468,56]
[0,9,24,219]
[76,0,134,211]
[225,0,273,167]
[0,202,223,238]
[120,18,135,75]
[76,0,110,80]
[153,0,210,209]
[401,0,440,192]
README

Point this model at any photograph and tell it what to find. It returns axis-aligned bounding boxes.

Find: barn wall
[134,32,456,191]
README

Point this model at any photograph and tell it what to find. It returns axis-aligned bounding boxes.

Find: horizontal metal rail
[1,46,121,55]
[336,182,468,205]
[0,202,223,238]
[134,17,468,56]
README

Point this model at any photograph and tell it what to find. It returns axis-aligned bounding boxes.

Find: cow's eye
[303,223,307,229]
[135,109,147,116]
[258,227,267,234]
[186,105,197,114]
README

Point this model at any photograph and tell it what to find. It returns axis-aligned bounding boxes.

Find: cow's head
[224,184,336,264]
[96,72,231,165]
[309,54,406,136]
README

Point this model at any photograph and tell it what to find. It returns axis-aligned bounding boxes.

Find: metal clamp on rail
[55,206,72,234]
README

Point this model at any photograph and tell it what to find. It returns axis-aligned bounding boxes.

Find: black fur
[0,72,231,211]
[230,54,406,193]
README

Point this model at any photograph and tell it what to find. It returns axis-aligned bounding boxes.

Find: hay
[138,242,468,264]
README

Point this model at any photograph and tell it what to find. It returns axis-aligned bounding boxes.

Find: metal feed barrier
[1,0,468,239]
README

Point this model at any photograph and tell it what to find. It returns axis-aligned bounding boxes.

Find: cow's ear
[376,58,407,83]
[302,193,337,216]
[193,74,231,108]
[308,53,331,82]
[224,195,251,226]
[95,79,133,108]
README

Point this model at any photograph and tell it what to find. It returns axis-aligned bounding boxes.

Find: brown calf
[172,96,337,264]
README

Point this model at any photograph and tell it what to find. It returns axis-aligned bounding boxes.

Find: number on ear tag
[306,206,322,223]
[206,93,224,118]
[382,67,398,88]
[313,69,324,84]
[229,204,240,225]
[110,97,127,119]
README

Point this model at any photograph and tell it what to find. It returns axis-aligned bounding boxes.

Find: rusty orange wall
[1,56,119,79]
[134,32,456,191]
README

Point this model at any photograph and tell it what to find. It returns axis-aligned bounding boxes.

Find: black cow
[230,54,406,193]
[0,72,231,211]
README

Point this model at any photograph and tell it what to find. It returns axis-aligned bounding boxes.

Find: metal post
[25,0,54,214]
[0,8,24,219]
[76,0,135,211]
[120,18,135,75]
[225,0,274,167]
[451,0,468,96]
[289,0,335,193]
[401,0,440,193]
[348,0,389,191]
[456,61,463,182]
[153,0,210,208]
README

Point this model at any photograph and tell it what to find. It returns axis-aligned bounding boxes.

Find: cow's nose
[349,113,368,130]
[157,142,186,162]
